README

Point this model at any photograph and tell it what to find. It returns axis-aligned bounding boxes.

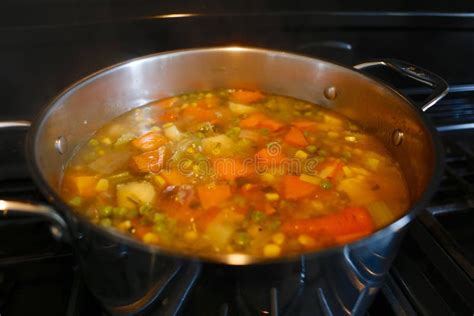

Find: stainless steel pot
[0,47,447,315]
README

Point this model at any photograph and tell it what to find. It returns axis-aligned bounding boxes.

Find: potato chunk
[116,181,156,208]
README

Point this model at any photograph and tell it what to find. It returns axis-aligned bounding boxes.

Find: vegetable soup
[61,89,409,258]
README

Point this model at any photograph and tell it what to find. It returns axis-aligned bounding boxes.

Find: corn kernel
[265,193,280,201]
[118,220,132,231]
[272,233,285,245]
[295,150,308,159]
[143,232,160,244]
[184,230,198,241]
[345,136,357,142]
[101,137,112,145]
[298,235,316,248]
[263,244,281,257]
[153,175,166,187]
[97,149,105,156]
[261,172,275,183]
[95,178,109,192]
[88,138,99,146]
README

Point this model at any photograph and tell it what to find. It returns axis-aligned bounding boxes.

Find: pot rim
[25,46,445,265]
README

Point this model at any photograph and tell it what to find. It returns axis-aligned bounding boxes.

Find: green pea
[68,196,82,207]
[113,207,127,218]
[320,179,333,190]
[342,151,352,159]
[139,204,153,216]
[269,219,281,230]
[88,138,99,146]
[98,206,112,217]
[153,221,167,233]
[233,232,250,247]
[259,128,270,136]
[306,145,317,153]
[125,208,139,220]
[100,218,112,227]
[251,211,265,223]
[153,213,166,223]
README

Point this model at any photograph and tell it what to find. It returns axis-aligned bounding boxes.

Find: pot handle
[0,120,32,128]
[354,59,448,111]
[0,121,70,241]
[0,199,69,241]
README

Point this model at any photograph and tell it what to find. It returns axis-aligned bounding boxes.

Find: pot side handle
[354,59,449,112]
[0,120,32,128]
[0,199,69,241]
[0,122,69,242]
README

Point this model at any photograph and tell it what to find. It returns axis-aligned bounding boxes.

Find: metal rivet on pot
[324,86,337,100]
[55,136,68,154]
[392,129,404,146]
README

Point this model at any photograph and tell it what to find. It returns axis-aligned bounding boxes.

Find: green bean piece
[98,206,113,217]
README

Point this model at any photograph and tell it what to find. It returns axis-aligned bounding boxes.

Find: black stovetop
[0,5,474,316]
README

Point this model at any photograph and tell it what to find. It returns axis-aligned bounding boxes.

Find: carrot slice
[65,175,97,197]
[230,90,265,104]
[197,184,231,209]
[130,147,167,173]
[317,159,344,180]
[334,231,372,244]
[283,127,309,147]
[182,106,218,123]
[264,202,277,215]
[255,147,287,166]
[280,175,317,200]
[213,158,253,181]
[240,113,284,131]
[131,132,168,151]
[159,111,177,122]
[282,207,375,238]
[160,169,190,185]
[196,96,220,108]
